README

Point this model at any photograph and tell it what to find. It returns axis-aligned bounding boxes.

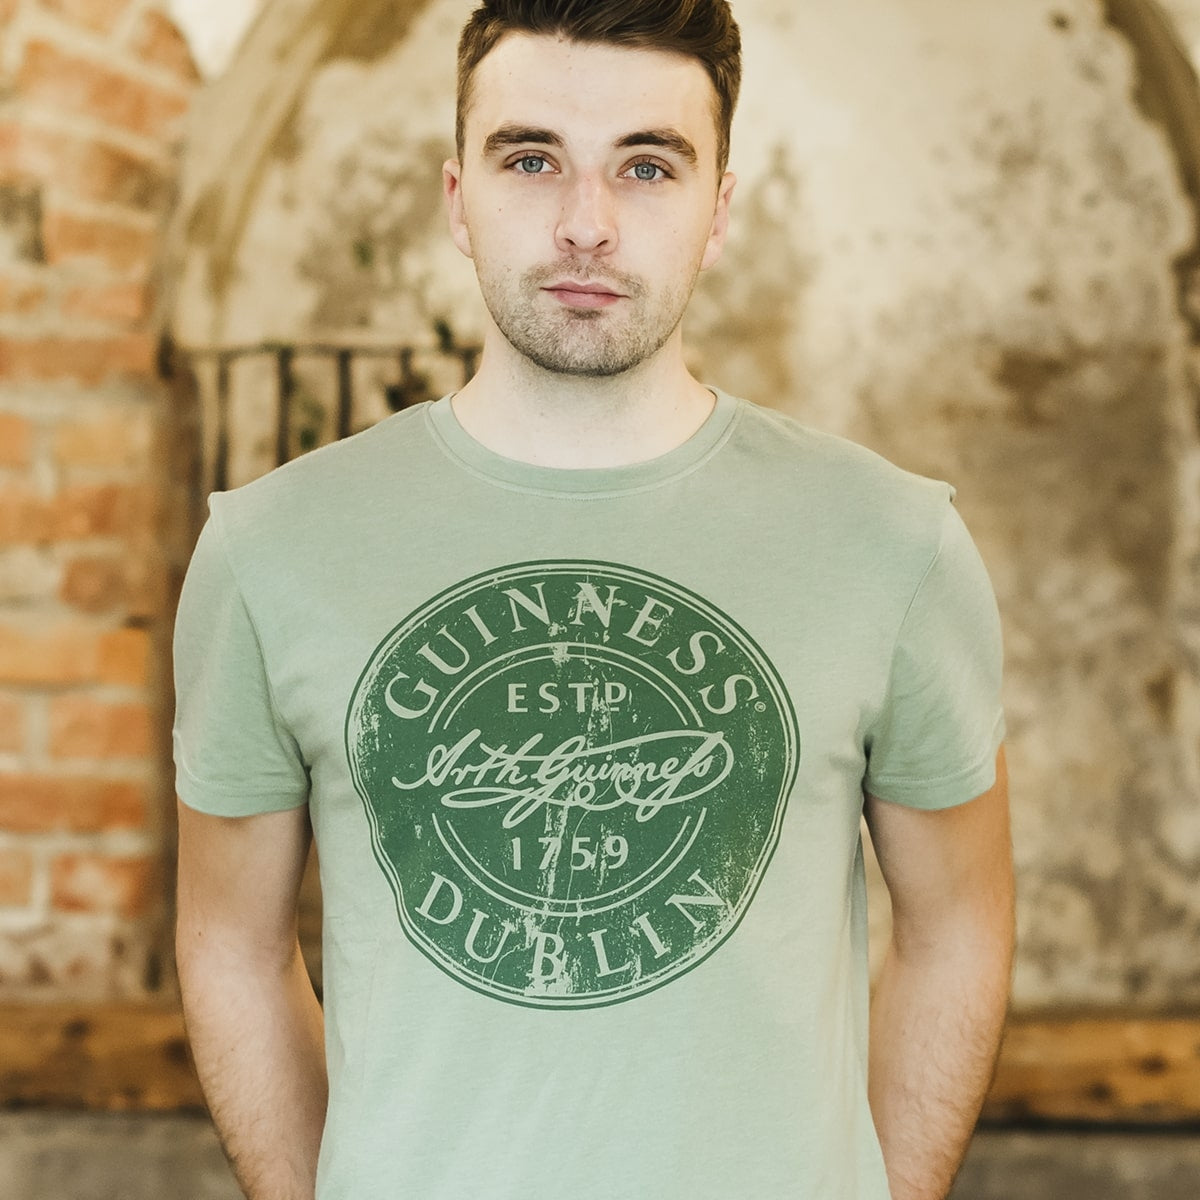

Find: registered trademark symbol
[755,701,768,713]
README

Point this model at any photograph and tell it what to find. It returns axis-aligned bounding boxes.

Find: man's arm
[176,800,327,1200]
[863,747,1014,1200]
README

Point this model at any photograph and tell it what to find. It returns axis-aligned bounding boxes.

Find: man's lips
[543,281,625,309]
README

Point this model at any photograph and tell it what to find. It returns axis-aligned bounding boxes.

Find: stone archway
[162,0,441,331]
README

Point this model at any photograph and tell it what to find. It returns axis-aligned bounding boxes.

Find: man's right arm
[176,800,327,1200]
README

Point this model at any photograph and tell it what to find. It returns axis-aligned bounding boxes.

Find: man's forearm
[179,943,327,1200]
[868,927,1012,1200]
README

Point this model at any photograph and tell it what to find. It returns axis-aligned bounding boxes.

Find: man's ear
[443,159,473,259]
[700,171,737,272]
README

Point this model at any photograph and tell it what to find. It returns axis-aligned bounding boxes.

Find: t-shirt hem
[864,711,1006,810]
[176,779,310,818]
[174,737,309,817]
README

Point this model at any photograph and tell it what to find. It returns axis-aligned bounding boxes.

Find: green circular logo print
[345,561,799,1009]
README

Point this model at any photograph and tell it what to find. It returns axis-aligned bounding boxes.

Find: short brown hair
[456,0,742,173]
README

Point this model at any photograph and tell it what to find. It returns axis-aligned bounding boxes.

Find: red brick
[18,126,170,212]
[60,552,162,618]
[0,484,49,544]
[51,852,154,916]
[96,627,150,686]
[130,8,202,86]
[54,409,152,468]
[37,0,127,37]
[124,554,165,619]
[0,334,157,384]
[61,280,152,325]
[0,484,154,543]
[60,555,122,613]
[41,209,156,272]
[49,695,152,759]
[0,624,150,687]
[0,774,146,833]
[18,41,192,142]
[52,484,156,540]
[0,279,49,318]
[0,414,34,468]
[0,847,34,906]
[0,694,26,754]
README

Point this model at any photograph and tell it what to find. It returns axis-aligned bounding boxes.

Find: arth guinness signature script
[394,728,735,826]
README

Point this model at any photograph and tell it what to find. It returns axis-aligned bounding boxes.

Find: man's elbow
[890,886,1015,977]
[175,909,302,989]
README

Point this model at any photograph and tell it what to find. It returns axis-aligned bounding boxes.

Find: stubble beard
[479,261,698,379]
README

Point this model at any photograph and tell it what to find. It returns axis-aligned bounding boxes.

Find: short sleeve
[172,514,310,816]
[863,500,1005,809]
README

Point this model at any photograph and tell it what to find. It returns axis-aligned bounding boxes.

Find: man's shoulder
[730,396,954,534]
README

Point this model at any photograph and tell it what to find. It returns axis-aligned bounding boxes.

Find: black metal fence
[165,337,480,492]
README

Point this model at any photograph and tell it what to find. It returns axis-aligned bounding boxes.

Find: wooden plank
[982,1015,1200,1124]
[2,1007,1199,1121]
[0,1004,202,1111]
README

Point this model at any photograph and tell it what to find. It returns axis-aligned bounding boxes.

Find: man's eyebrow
[615,129,699,167]
[482,125,565,155]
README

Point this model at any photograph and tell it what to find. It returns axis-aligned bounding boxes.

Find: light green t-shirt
[173,389,1004,1200]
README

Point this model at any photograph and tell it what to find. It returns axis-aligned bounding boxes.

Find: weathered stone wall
[0,0,1173,1011]
[0,0,201,1000]
[166,0,1200,1011]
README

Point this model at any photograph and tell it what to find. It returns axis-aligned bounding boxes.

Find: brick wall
[0,0,200,1000]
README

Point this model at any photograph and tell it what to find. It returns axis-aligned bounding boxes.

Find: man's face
[445,34,736,379]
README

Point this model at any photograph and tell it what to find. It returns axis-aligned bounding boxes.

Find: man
[173,2,1014,1198]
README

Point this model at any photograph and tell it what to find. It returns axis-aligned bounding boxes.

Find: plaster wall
[168,0,1200,1009]
[165,0,263,79]
[1162,0,1200,50]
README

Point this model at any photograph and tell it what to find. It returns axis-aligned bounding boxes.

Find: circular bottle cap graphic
[346,561,799,1009]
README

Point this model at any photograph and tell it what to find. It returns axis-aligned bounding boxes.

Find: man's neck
[448,339,716,470]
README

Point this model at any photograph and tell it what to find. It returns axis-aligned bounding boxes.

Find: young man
[173,2,1014,1198]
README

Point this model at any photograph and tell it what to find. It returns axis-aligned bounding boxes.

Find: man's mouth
[543,281,625,309]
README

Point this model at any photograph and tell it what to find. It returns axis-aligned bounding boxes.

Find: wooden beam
[982,1015,1200,1125]
[2,1006,1199,1122]
[0,1004,202,1111]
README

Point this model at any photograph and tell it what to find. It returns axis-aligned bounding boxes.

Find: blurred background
[1,0,1200,1196]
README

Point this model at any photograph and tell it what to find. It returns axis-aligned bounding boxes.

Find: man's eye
[514,155,549,174]
[628,161,667,182]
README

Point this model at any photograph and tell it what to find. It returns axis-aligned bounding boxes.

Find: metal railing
[163,334,480,492]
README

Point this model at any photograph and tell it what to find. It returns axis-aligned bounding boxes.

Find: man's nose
[555,174,618,254]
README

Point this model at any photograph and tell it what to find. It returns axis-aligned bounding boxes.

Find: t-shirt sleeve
[172,513,310,816]
[862,498,1005,810]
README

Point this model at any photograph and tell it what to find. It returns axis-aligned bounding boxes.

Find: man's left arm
[864,746,1014,1200]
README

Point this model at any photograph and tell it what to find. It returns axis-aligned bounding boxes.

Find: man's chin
[523,352,639,379]
[504,329,648,379]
